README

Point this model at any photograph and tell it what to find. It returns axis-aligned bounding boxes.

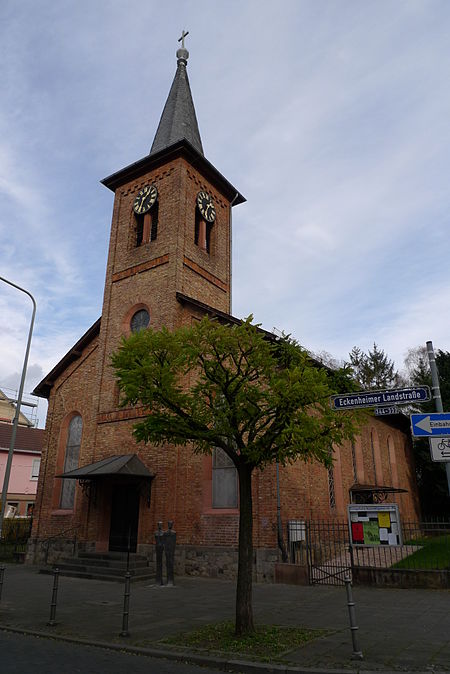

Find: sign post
[426,341,450,495]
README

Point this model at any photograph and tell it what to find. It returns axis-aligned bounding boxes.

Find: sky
[1,0,450,428]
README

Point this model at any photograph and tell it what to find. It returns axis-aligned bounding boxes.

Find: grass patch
[392,535,450,570]
[158,621,328,661]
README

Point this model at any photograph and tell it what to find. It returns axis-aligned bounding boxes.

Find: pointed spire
[150,32,204,157]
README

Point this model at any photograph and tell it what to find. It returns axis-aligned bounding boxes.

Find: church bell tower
[96,35,245,416]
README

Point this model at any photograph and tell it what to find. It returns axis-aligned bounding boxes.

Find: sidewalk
[0,564,449,673]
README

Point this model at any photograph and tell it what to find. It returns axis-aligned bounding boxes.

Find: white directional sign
[429,438,450,462]
[410,413,450,437]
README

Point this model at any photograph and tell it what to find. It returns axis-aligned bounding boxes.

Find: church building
[29,40,420,580]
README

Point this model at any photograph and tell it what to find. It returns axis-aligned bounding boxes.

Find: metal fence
[287,519,450,585]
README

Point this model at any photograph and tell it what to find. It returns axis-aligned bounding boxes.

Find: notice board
[348,503,402,546]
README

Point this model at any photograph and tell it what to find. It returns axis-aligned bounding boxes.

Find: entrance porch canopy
[58,454,155,506]
[58,454,155,480]
[349,483,407,504]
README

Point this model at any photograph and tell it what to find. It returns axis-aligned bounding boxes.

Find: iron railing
[41,525,81,564]
[286,519,450,585]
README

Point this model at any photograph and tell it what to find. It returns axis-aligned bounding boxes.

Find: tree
[348,343,401,391]
[112,316,357,635]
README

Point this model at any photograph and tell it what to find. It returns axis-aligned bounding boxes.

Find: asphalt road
[0,631,223,674]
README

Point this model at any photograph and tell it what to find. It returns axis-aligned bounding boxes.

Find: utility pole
[426,341,450,496]
[0,277,36,538]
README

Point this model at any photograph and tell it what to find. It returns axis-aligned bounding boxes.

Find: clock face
[133,185,158,215]
[196,191,216,223]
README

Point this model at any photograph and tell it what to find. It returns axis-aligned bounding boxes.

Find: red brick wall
[32,336,99,541]
[32,150,421,559]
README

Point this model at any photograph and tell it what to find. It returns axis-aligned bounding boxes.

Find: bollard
[344,575,363,660]
[47,567,60,627]
[0,565,5,603]
[120,571,131,637]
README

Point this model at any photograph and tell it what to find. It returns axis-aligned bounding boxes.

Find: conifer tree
[348,343,400,390]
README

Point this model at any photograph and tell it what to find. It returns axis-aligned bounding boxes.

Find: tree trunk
[235,462,254,635]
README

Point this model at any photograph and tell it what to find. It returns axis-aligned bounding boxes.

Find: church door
[109,483,140,553]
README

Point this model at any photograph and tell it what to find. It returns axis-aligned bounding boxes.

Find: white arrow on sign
[415,416,432,434]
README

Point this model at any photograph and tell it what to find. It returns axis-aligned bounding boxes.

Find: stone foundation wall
[26,537,79,566]
[28,538,279,582]
[139,544,279,582]
[353,566,450,589]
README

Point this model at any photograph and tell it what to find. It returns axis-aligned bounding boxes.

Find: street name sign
[374,405,399,417]
[331,386,430,411]
[429,438,450,462]
[410,413,450,437]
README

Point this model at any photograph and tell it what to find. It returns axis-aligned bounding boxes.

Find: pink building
[0,424,44,517]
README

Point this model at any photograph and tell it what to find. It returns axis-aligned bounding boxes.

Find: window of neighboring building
[26,502,35,517]
[31,458,40,480]
[212,447,238,508]
[130,309,150,333]
[60,415,82,510]
[6,502,19,517]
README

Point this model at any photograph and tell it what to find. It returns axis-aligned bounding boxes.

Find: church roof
[150,44,203,156]
[102,40,245,205]
[102,140,245,205]
[32,318,101,399]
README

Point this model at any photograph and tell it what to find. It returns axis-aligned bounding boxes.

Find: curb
[0,624,359,674]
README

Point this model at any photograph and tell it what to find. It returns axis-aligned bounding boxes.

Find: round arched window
[130,309,150,333]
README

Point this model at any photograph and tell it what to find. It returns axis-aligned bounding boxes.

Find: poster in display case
[348,503,402,546]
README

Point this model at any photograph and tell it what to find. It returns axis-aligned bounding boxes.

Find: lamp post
[0,277,36,539]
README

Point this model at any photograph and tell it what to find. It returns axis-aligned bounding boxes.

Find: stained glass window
[60,415,82,509]
[130,309,150,333]
[212,447,238,508]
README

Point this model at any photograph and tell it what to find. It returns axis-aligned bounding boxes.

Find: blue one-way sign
[410,413,450,437]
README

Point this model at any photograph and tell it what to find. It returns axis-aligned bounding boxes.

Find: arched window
[387,435,399,487]
[130,308,150,332]
[327,466,336,510]
[212,447,238,508]
[370,429,383,485]
[60,415,82,509]
[134,184,158,246]
[195,191,215,254]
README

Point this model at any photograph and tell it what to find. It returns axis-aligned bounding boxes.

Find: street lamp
[0,277,36,539]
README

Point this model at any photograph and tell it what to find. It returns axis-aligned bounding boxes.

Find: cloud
[1,0,450,427]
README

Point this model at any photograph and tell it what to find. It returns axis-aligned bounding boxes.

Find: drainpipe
[229,192,239,314]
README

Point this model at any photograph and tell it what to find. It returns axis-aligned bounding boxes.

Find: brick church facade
[29,43,420,580]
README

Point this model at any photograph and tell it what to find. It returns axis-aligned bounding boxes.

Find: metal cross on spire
[178,30,189,49]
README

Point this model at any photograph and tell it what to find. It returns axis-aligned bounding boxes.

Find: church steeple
[150,31,204,157]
